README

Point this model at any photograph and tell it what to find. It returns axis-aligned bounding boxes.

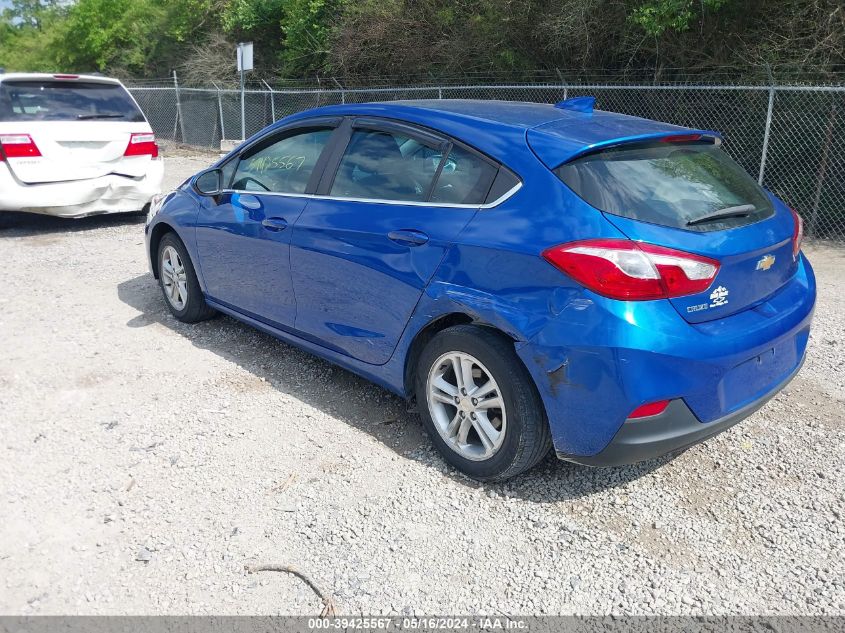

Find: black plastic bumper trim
[558,355,805,467]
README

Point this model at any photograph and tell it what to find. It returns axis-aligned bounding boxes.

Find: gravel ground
[0,155,843,616]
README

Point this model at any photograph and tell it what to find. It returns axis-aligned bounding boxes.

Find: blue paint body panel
[145,99,816,461]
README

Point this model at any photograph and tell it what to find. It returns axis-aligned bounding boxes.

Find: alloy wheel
[160,245,188,311]
[426,351,507,461]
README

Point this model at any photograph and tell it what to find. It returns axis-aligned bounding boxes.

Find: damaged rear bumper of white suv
[0,162,164,218]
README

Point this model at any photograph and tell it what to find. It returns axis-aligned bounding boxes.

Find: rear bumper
[0,161,163,217]
[516,254,816,461]
[560,354,804,466]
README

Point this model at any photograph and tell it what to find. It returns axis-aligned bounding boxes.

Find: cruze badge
[709,286,729,308]
[756,254,776,271]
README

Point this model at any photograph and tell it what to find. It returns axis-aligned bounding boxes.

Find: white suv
[0,73,163,218]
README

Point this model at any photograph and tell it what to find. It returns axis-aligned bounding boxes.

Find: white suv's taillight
[542,239,720,301]
[0,134,42,160]
[124,133,159,158]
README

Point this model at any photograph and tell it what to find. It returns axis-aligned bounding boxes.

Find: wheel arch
[403,312,520,399]
[148,221,178,279]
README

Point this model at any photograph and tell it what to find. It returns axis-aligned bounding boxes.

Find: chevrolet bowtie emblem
[756,254,776,271]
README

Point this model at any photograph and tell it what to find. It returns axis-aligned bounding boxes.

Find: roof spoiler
[554,96,595,113]
[527,127,723,169]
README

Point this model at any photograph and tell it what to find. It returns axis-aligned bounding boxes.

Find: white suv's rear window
[0,80,145,122]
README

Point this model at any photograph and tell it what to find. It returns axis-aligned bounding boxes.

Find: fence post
[556,68,568,102]
[261,79,276,123]
[212,81,226,141]
[240,69,246,140]
[172,70,185,143]
[332,78,345,105]
[758,67,775,185]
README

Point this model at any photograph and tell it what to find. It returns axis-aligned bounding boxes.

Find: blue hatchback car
[145,98,816,481]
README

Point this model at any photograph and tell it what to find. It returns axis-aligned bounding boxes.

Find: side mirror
[193,168,223,196]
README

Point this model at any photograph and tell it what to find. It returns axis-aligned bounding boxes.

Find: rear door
[290,118,498,364]
[553,138,799,323]
[0,77,155,184]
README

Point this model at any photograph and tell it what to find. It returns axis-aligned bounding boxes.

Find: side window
[219,158,237,189]
[330,129,438,202]
[232,127,333,194]
[431,144,497,205]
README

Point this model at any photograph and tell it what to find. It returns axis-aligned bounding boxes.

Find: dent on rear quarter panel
[403,166,639,453]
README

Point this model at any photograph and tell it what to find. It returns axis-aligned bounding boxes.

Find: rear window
[556,141,773,231]
[0,81,145,122]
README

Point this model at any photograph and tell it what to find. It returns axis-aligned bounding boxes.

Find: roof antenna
[555,96,595,113]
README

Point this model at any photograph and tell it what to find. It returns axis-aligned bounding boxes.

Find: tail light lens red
[790,208,804,260]
[542,239,720,301]
[660,133,703,143]
[0,134,42,160]
[628,400,671,419]
[124,133,159,159]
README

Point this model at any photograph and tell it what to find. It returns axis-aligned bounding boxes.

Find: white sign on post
[237,42,254,72]
[236,42,254,141]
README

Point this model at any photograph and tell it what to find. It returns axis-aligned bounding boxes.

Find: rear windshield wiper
[76,113,126,120]
[687,204,756,226]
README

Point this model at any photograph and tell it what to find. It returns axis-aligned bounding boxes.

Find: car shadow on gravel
[0,211,145,236]
[117,272,665,501]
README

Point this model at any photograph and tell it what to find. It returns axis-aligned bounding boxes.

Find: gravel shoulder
[0,156,843,615]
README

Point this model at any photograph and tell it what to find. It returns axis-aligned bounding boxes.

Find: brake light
[660,134,702,143]
[0,134,42,160]
[790,208,804,260]
[542,239,720,300]
[52,74,79,80]
[124,133,159,158]
[628,400,671,419]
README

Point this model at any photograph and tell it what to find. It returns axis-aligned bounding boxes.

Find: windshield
[556,141,773,231]
[0,80,146,122]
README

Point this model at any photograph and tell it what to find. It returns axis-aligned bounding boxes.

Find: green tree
[279,0,341,75]
[2,0,62,29]
[630,0,730,37]
[51,0,166,73]
[0,1,64,71]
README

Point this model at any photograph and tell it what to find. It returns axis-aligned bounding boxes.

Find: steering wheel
[236,176,271,192]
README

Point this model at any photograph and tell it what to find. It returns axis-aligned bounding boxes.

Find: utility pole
[237,42,254,140]
[172,70,184,143]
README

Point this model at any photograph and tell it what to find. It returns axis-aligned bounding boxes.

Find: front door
[195,124,337,329]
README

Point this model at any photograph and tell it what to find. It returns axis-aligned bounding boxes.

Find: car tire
[415,324,552,481]
[157,232,216,323]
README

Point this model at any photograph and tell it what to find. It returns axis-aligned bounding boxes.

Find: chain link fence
[127,78,845,240]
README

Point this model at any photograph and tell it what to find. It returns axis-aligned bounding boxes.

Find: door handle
[388,229,429,246]
[262,217,289,232]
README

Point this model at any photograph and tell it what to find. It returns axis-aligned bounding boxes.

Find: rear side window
[556,142,773,231]
[232,128,333,194]
[0,81,145,122]
[331,129,438,202]
[431,145,497,205]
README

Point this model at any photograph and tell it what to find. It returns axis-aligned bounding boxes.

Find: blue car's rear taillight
[542,238,720,301]
[790,208,804,260]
